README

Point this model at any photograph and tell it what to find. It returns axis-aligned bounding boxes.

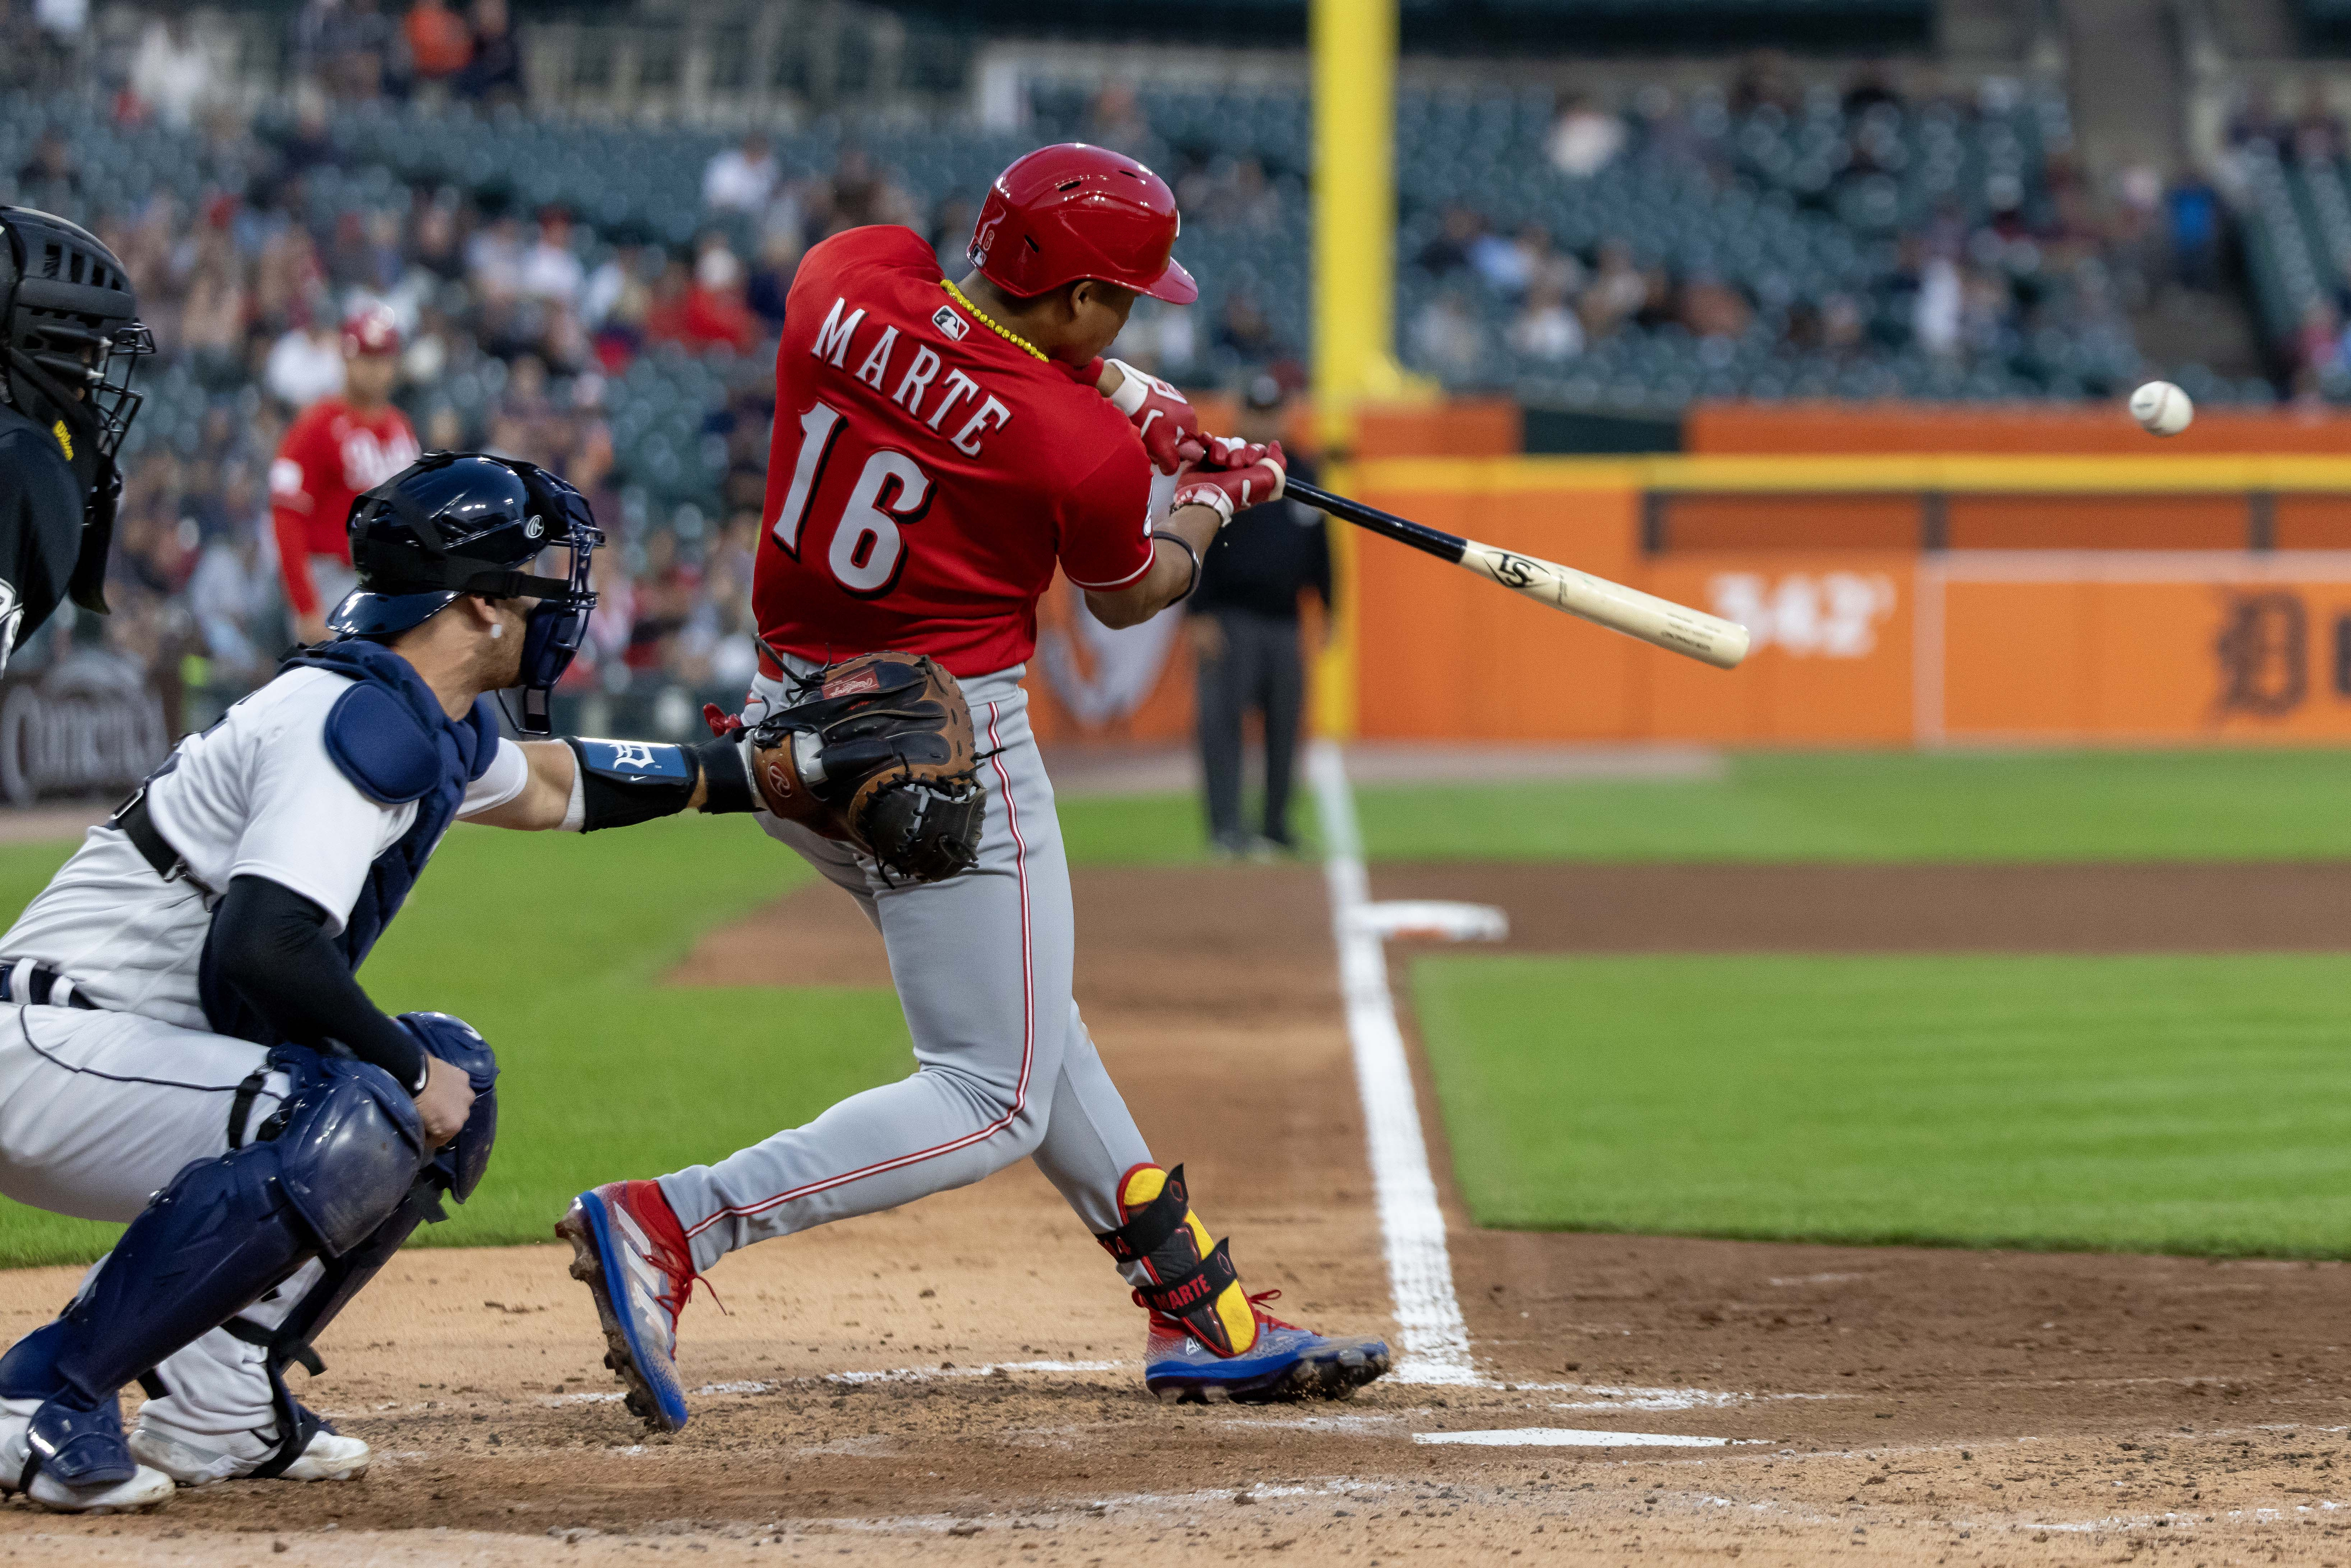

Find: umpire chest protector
[198,640,499,1044]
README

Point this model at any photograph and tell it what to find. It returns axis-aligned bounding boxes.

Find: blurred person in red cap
[268,303,420,644]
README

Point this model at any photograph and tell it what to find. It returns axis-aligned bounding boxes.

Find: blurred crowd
[2226,82,2351,398]
[0,43,1327,724]
[0,0,523,108]
[0,11,2269,723]
[0,58,1031,725]
[1396,55,2211,397]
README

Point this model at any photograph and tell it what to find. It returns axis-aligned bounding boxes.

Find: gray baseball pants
[657,660,1158,1277]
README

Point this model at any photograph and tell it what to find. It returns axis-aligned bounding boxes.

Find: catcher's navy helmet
[328,452,603,734]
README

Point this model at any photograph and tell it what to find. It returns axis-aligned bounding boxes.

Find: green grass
[1412,952,2351,1257]
[1353,749,2351,862]
[1055,791,1245,864]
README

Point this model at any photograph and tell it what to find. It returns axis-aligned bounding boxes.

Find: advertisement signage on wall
[0,647,172,808]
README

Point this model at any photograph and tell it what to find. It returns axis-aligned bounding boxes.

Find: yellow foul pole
[1311,0,1401,449]
[1309,0,1401,740]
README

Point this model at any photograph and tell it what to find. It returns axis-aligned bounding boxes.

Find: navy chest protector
[199,640,500,1045]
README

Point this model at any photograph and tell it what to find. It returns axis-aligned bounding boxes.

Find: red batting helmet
[342,301,401,357]
[967,144,1198,306]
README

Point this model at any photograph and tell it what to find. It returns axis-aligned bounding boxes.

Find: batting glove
[1089,356,1205,474]
[1196,434,1272,470]
[1172,440,1286,526]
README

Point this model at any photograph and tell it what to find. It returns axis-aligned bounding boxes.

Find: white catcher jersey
[0,666,528,1030]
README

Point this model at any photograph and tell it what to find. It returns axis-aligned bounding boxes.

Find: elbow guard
[561,736,757,831]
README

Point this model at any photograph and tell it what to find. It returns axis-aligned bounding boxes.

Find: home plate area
[0,860,2347,1564]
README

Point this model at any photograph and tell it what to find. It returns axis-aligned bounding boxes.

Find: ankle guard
[1094,1165,1259,1357]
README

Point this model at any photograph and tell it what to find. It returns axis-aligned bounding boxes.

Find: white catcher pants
[658,662,1158,1276]
[0,1004,327,1442]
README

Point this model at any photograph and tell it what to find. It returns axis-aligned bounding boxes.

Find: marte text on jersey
[810,296,1014,458]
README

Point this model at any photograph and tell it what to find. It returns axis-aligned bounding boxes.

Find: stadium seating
[2229,138,2351,395]
[0,75,2194,508]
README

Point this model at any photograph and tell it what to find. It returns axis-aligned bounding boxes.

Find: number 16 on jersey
[771,402,936,598]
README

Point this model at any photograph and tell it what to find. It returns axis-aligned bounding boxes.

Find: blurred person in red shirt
[670,246,758,354]
[406,0,472,83]
[268,304,421,643]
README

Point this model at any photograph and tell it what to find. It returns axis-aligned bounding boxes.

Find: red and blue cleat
[1142,1289,1390,1404]
[556,1180,702,1433]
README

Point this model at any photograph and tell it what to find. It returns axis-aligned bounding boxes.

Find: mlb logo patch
[932,306,970,341]
[825,667,883,698]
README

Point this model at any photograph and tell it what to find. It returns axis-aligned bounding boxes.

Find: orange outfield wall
[1342,466,2351,744]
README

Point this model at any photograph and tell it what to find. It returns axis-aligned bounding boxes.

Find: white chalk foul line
[1308,739,1479,1387]
[1417,1428,1739,1449]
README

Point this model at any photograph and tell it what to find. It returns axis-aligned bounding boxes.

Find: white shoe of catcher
[128,1418,370,1486]
[0,1402,175,1513]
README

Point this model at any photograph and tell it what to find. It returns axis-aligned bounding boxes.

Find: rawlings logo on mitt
[736,651,985,884]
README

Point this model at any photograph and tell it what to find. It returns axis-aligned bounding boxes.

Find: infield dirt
[4,861,2349,1565]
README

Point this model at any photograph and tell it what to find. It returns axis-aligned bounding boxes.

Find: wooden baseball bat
[1284,478,1751,670]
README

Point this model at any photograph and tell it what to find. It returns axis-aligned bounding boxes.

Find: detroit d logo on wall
[2212,591,2307,718]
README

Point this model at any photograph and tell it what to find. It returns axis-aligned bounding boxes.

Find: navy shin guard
[10,1055,424,1489]
[236,1026,495,1477]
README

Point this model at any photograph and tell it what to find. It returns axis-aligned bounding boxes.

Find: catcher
[556,143,1389,1434]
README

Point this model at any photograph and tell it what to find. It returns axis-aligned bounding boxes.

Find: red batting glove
[1172,440,1286,525]
[1196,434,1272,470]
[1103,356,1205,474]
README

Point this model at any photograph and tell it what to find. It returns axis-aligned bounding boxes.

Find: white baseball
[2129,380,2193,437]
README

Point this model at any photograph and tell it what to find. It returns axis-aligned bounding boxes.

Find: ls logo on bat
[1491,554,1540,590]
[1707,573,1897,658]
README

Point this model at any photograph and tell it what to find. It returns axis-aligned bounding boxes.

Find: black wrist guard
[688,734,756,815]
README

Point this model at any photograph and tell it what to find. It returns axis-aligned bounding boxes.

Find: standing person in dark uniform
[1189,374,1328,858]
[0,207,153,671]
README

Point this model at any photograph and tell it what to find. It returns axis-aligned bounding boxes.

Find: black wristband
[1149,529,1202,600]
[689,735,756,814]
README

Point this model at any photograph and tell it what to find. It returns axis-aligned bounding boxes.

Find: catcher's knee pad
[1094,1164,1259,1357]
[266,1049,430,1256]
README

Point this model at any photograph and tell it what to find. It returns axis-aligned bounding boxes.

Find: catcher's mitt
[739,651,985,884]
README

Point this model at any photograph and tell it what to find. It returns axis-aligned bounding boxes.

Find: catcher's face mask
[335,452,604,735]
[511,477,601,735]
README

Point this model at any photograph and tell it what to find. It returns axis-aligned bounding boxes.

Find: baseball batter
[0,452,786,1512]
[560,144,1389,1432]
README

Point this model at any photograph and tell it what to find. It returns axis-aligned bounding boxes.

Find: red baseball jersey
[270,397,420,615]
[753,225,1155,677]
